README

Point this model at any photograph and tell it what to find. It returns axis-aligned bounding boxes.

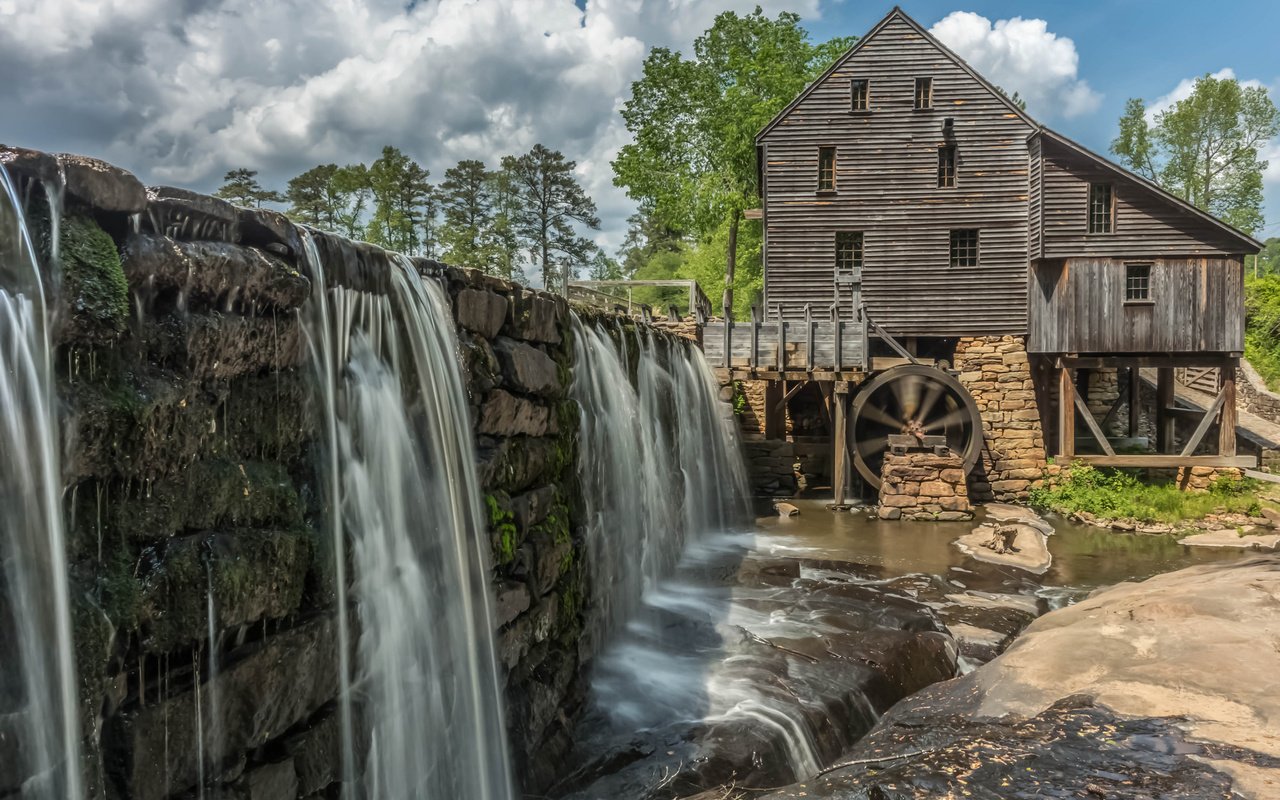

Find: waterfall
[0,166,83,797]
[300,234,513,800]
[571,319,750,643]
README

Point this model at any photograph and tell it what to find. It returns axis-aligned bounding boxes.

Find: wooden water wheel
[849,364,983,490]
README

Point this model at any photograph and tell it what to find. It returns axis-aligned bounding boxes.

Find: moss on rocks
[60,213,128,340]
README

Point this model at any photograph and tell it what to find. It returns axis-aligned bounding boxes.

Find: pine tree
[214,168,284,207]
[439,159,494,271]
[502,144,600,292]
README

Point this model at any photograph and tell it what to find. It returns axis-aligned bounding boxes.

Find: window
[1125,263,1151,302]
[949,229,979,268]
[937,145,956,188]
[850,79,869,112]
[1088,182,1114,234]
[818,146,836,192]
[836,232,863,273]
[914,77,933,109]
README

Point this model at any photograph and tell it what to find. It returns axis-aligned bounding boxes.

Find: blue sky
[808,1,1280,239]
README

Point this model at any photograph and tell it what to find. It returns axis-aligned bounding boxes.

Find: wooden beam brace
[1156,367,1175,453]
[1099,383,1128,434]
[1219,359,1238,457]
[1058,365,1075,460]
[1074,454,1257,469]
[772,380,806,414]
[1178,387,1228,457]
[1061,354,1242,370]
[1072,388,1116,456]
[1127,367,1141,438]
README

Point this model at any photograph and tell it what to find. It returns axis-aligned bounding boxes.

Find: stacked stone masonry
[878,453,974,521]
[954,336,1048,502]
[0,144,667,799]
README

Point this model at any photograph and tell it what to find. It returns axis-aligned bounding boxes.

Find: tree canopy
[1112,75,1280,235]
[214,168,284,208]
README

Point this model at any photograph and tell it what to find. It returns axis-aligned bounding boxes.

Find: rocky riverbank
[754,555,1280,799]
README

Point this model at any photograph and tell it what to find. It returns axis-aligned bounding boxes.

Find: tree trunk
[723,209,740,319]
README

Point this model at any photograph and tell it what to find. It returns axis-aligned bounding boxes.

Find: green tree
[1112,75,1280,234]
[503,144,600,292]
[214,168,284,207]
[285,163,375,239]
[365,146,434,254]
[439,159,494,271]
[617,208,684,279]
[613,9,854,313]
[488,167,525,283]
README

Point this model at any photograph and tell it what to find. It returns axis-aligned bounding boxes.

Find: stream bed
[556,497,1248,799]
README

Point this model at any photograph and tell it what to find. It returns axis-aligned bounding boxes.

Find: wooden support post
[763,380,784,440]
[1219,360,1238,457]
[776,314,786,371]
[749,305,761,369]
[721,304,732,368]
[1127,367,1141,438]
[1156,367,1175,453]
[832,390,849,508]
[1058,364,1075,460]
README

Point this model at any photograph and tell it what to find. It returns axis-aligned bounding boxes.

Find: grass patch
[1029,463,1266,524]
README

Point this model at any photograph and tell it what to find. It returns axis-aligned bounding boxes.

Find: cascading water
[0,165,83,797]
[571,318,751,644]
[300,234,513,800]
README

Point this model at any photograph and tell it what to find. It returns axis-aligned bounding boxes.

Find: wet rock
[477,437,562,494]
[479,389,553,437]
[459,331,502,396]
[1180,529,1280,550]
[1261,507,1280,527]
[57,153,147,214]
[983,501,1054,535]
[955,522,1051,574]
[122,233,311,313]
[285,709,342,796]
[144,186,240,242]
[456,288,510,339]
[242,759,298,800]
[119,615,339,800]
[494,337,561,398]
[0,143,60,185]
[510,485,557,532]
[508,291,562,344]
[760,556,1280,800]
[58,212,130,344]
[495,580,532,627]
[238,206,302,259]
[774,501,799,517]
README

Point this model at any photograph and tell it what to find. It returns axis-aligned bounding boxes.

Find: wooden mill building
[704,7,1262,500]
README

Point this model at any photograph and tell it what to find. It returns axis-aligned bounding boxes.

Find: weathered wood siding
[759,13,1034,335]
[1039,138,1248,258]
[1028,134,1043,260]
[1028,257,1244,353]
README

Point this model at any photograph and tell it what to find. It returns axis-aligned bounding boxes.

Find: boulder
[494,337,561,398]
[507,292,562,343]
[455,288,509,339]
[983,501,1055,535]
[242,759,298,800]
[774,501,799,517]
[0,144,59,185]
[57,153,147,214]
[144,186,240,242]
[954,522,1052,574]
[1179,529,1280,550]
[238,206,302,259]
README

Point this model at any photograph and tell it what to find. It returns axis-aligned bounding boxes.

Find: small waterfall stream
[0,165,83,797]
[300,235,513,799]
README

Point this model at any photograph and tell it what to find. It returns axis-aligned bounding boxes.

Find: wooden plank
[1156,367,1175,453]
[1127,367,1140,438]
[1244,468,1280,484]
[1061,354,1243,370]
[1219,362,1238,457]
[1072,389,1115,456]
[1177,387,1227,457]
[1074,454,1256,469]
[1058,365,1075,460]
[831,388,849,508]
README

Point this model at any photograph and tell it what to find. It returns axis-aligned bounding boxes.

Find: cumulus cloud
[0,0,818,257]
[929,11,1101,120]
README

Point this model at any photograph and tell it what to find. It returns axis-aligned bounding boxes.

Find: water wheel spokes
[849,364,983,490]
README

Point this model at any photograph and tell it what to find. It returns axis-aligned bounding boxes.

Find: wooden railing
[567,279,712,320]
[703,302,870,373]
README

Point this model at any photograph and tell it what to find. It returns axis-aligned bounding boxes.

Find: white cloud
[0,0,818,268]
[929,11,1101,120]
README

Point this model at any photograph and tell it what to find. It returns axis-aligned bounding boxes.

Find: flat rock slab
[954,523,1052,574]
[1180,529,1280,550]
[983,502,1055,535]
[755,556,1280,800]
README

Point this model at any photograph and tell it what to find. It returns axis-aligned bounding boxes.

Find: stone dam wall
[0,145,681,799]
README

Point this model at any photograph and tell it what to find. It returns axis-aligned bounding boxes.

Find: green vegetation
[60,213,128,332]
[1246,271,1280,388]
[1029,463,1266,524]
[486,494,519,566]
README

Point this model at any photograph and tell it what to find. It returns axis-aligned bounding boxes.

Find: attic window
[850,79,869,112]
[818,146,836,192]
[937,145,956,188]
[949,229,979,268]
[914,77,933,109]
[1088,182,1114,234]
[1125,263,1151,302]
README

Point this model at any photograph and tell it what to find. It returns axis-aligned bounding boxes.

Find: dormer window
[1088,183,1115,234]
[818,146,836,192]
[914,77,933,109]
[850,79,869,112]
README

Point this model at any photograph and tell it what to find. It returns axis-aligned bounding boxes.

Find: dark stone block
[58,153,147,214]
[455,288,509,339]
[238,206,303,260]
[144,186,240,242]
[478,389,553,437]
[494,337,561,398]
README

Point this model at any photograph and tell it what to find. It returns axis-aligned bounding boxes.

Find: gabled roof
[756,6,1037,143]
[1034,127,1263,253]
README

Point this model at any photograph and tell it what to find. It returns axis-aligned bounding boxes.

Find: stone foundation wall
[0,145,656,799]
[954,336,1048,502]
[1238,360,1280,424]
[877,453,973,521]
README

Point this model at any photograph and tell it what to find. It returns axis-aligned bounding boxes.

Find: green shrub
[1030,463,1267,524]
